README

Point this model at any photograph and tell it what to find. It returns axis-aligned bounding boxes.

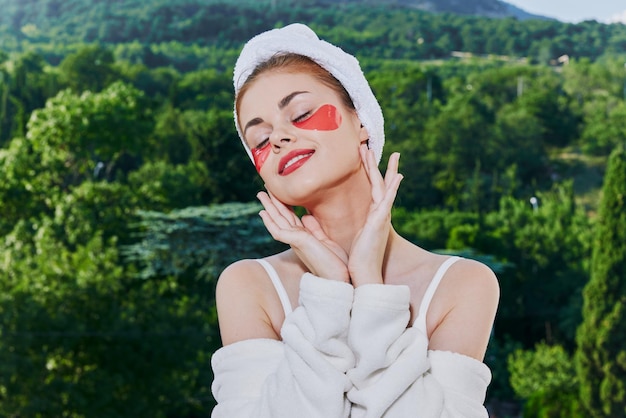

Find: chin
[274,191,314,208]
[270,181,321,208]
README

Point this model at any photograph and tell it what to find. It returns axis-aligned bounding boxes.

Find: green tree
[482,184,592,347]
[172,68,232,111]
[576,146,626,417]
[0,50,60,143]
[182,108,261,202]
[59,44,118,93]
[0,219,217,417]
[0,202,274,417]
[492,102,545,185]
[368,66,441,208]
[127,160,212,212]
[0,57,11,144]
[422,94,494,209]
[122,202,285,281]
[26,81,154,184]
[0,82,154,235]
[508,343,583,417]
[580,98,626,156]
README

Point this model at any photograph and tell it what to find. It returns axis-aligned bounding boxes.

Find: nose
[269,125,296,150]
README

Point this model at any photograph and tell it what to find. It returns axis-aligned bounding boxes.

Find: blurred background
[0,0,625,416]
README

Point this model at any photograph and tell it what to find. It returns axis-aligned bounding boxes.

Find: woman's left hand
[348,145,403,287]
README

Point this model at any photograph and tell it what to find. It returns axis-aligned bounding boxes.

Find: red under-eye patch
[252,142,271,172]
[252,105,342,172]
[293,104,342,131]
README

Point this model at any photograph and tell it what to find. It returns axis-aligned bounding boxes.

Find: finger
[302,215,349,265]
[380,172,404,212]
[257,192,294,229]
[267,190,302,227]
[379,153,401,210]
[368,169,403,221]
[361,146,386,202]
[301,215,331,241]
[258,209,291,243]
[384,152,401,186]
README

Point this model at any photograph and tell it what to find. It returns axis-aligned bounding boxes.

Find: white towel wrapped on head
[233,23,385,164]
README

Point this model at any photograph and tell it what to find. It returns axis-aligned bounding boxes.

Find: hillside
[314,0,549,20]
[0,0,551,34]
[0,0,624,67]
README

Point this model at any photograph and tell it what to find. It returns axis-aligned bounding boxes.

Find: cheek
[252,144,271,172]
[293,104,342,131]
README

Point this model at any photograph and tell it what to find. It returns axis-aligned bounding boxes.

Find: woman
[211,23,499,418]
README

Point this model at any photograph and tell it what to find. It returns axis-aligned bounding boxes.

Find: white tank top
[255,256,461,334]
[255,258,294,316]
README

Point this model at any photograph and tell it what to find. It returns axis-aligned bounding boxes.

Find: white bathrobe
[211,272,491,418]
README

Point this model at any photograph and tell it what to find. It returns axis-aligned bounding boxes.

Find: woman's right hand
[257,191,350,283]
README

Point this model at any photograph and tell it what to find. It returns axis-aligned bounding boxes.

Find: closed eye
[255,138,269,150]
[293,111,311,123]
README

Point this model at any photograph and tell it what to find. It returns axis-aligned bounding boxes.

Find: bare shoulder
[217,258,266,294]
[216,259,268,309]
[216,259,281,346]
[446,257,500,301]
[428,257,500,361]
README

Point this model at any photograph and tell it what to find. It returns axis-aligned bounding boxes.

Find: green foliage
[379,63,586,211]
[562,57,626,156]
[59,44,119,93]
[580,98,626,155]
[122,202,286,281]
[0,2,620,413]
[1,0,626,66]
[178,108,261,202]
[393,207,480,250]
[0,219,218,417]
[576,147,626,417]
[484,335,522,402]
[26,81,154,183]
[397,183,592,349]
[482,184,592,347]
[0,80,153,233]
[0,136,54,235]
[127,160,211,212]
[508,343,583,417]
[52,180,139,247]
[173,68,232,110]
[0,202,284,417]
[29,80,151,157]
[0,50,62,144]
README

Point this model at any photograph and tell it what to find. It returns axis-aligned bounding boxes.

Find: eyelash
[255,138,269,150]
[293,111,311,123]
[253,110,312,149]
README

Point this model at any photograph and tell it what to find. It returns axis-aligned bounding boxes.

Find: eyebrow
[279,90,309,110]
[242,90,310,136]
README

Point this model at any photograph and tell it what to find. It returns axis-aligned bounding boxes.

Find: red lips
[278,149,315,176]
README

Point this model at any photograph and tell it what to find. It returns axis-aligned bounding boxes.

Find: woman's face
[238,71,368,206]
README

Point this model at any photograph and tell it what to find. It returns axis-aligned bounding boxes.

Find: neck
[304,168,395,255]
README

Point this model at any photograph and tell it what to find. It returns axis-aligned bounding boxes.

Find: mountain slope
[310,0,550,20]
[0,0,551,27]
[0,0,621,65]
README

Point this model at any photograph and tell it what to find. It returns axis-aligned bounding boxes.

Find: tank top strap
[413,256,461,332]
[255,259,293,317]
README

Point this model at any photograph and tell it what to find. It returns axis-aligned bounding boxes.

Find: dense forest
[0,0,625,416]
[1,0,626,66]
